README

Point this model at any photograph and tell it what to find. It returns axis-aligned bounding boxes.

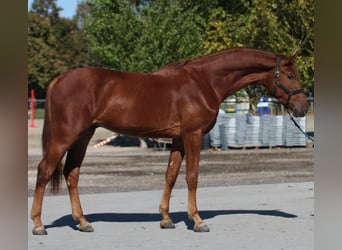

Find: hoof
[160,220,176,229]
[79,223,94,232]
[194,223,210,232]
[32,225,47,235]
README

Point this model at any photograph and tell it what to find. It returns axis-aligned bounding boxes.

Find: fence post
[219,124,228,150]
[29,89,36,128]
[202,133,210,150]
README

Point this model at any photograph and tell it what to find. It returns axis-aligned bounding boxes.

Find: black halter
[273,56,304,108]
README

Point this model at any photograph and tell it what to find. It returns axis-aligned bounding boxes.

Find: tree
[84,0,143,70]
[84,0,207,72]
[30,0,61,24]
[28,1,61,98]
[53,3,93,69]
[28,0,92,98]
[131,0,208,72]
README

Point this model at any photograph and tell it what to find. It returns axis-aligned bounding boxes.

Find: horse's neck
[204,52,276,102]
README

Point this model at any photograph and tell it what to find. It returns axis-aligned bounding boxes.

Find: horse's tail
[50,162,63,194]
[40,120,64,195]
[42,77,64,194]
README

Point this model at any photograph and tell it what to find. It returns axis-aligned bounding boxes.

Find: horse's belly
[100,121,181,138]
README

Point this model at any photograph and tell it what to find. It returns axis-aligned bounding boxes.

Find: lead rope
[286,109,314,142]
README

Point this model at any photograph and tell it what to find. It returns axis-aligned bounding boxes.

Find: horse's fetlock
[159,205,168,215]
[187,211,196,220]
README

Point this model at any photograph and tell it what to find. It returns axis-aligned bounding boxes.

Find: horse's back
[49,67,173,94]
[44,67,185,137]
[46,67,140,109]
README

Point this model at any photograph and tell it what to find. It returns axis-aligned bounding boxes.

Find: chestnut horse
[31,48,308,234]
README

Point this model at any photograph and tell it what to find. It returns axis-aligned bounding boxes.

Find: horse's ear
[285,50,298,65]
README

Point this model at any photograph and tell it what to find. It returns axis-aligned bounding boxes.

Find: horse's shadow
[45,209,297,231]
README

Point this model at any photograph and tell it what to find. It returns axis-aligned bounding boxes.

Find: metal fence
[28,99,46,109]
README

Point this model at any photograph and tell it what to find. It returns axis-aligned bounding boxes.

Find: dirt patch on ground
[28,120,313,196]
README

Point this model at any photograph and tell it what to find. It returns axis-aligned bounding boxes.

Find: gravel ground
[28,120,313,196]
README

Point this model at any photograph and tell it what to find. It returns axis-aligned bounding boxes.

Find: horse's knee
[186,173,198,189]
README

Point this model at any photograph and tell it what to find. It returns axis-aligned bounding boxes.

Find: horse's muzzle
[288,98,309,117]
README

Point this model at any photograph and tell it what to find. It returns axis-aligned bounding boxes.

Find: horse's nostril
[292,101,309,117]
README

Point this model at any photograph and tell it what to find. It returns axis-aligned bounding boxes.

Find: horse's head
[267,53,309,117]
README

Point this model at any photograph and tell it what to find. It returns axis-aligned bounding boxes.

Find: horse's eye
[288,74,295,80]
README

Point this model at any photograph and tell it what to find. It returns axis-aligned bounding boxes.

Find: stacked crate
[208,114,307,149]
[268,115,285,147]
[245,115,261,146]
[284,116,307,146]
[222,115,238,147]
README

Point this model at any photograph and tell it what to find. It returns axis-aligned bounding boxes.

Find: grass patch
[28,108,45,119]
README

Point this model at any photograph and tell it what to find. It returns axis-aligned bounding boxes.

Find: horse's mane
[159,47,276,71]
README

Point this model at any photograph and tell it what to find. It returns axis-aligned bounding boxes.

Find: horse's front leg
[159,139,184,229]
[183,132,210,232]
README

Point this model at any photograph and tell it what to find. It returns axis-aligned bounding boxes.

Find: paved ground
[28,182,313,250]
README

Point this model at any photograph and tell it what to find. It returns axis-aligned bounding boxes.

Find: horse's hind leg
[31,146,69,235]
[159,139,184,229]
[63,128,95,232]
